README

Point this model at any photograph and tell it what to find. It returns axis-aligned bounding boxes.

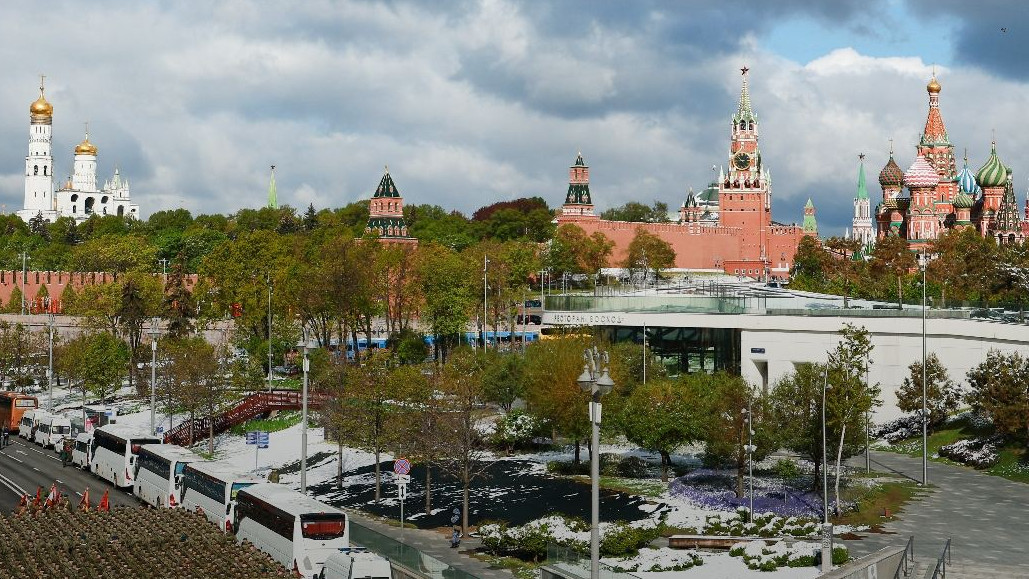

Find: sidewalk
[841,451,1029,568]
[348,510,514,579]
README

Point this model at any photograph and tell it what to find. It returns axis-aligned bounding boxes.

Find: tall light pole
[577,347,615,579]
[20,250,28,316]
[919,252,928,486]
[149,318,160,436]
[298,329,315,494]
[46,313,54,412]
[742,398,756,522]
[482,255,489,349]
[267,276,274,392]
[821,358,833,573]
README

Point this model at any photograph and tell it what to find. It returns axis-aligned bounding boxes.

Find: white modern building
[16,80,140,224]
[543,284,1029,421]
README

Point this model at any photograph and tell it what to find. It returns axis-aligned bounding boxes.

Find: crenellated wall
[0,271,200,309]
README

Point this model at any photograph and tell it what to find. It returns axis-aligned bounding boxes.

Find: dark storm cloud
[909,0,1029,80]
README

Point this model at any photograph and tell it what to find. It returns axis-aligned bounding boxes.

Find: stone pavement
[841,451,1029,571]
[348,510,514,579]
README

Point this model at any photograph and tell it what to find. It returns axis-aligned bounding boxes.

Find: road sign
[396,473,411,484]
[246,431,270,448]
[394,457,412,475]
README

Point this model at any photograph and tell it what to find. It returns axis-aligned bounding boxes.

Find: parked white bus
[89,425,162,488]
[71,432,92,469]
[181,461,263,532]
[133,444,202,508]
[234,483,350,579]
[34,414,72,449]
[18,409,50,440]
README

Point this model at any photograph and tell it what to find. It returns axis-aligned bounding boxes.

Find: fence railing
[930,538,951,579]
[894,536,914,579]
[545,543,641,579]
[349,521,482,579]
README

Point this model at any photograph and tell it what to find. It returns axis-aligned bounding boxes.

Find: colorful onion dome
[903,156,939,188]
[952,192,975,209]
[976,142,1008,188]
[878,155,904,188]
[882,198,898,210]
[957,159,979,194]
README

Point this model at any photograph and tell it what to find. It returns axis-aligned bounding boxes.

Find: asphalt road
[0,435,141,511]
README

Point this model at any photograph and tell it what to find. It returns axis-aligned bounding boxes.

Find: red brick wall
[0,271,199,309]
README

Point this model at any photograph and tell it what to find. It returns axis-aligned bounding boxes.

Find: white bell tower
[20,76,56,220]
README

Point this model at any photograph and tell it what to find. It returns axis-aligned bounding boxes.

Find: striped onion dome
[957,160,979,194]
[878,155,904,187]
[953,192,975,209]
[882,198,898,209]
[903,156,940,188]
[976,142,1008,188]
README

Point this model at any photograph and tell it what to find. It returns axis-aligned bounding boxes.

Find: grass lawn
[597,475,668,498]
[834,477,927,529]
[229,410,303,435]
[876,415,1029,484]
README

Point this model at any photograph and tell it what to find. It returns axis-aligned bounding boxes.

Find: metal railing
[894,536,914,579]
[349,520,482,579]
[930,538,951,579]
[545,543,641,579]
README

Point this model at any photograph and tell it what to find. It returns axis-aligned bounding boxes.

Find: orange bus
[0,391,38,433]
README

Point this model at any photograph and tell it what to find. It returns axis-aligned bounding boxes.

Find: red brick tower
[718,67,771,262]
[560,152,597,221]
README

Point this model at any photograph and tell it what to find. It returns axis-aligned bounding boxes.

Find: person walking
[2,425,8,448]
[60,438,72,467]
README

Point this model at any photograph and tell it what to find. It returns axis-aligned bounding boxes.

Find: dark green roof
[565,183,591,205]
[374,170,401,198]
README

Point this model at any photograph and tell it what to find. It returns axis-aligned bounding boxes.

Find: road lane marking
[0,472,29,496]
[9,456,23,463]
[31,467,40,472]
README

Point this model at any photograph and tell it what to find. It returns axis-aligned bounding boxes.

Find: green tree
[164,257,196,338]
[601,201,670,223]
[417,243,473,360]
[869,235,916,308]
[620,378,704,482]
[770,363,828,491]
[966,350,1029,445]
[480,351,526,412]
[623,228,675,284]
[897,353,961,429]
[164,336,223,451]
[523,336,592,462]
[78,332,129,406]
[67,234,159,273]
[699,373,775,498]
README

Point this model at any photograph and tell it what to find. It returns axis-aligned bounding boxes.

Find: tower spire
[856,153,868,200]
[267,165,277,209]
[734,67,755,123]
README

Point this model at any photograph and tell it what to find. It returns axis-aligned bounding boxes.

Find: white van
[133,444,202,508]
[19,409,51,440]
[34,414,72,449]
[71,432,92,469]
[321,549,391,579]
[89,425,163,488]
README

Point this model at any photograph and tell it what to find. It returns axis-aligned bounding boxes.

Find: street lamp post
[298,329,316,494]
[919,252,928,486]
[742,400,757,522]
[577,347,615,579]
[47,313,54,412]
[483,256,489,349]
[149,318,160,436]
[267,276,274,393]
[821,359,833,573]
[20,251,28,316]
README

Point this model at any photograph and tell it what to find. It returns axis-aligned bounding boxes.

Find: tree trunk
[660,450,670,483]
[424,465,432,515]
[189,410,195,446]
[897,275,903,309]
[812,454,821,492]
[834,423,847,517]
[208,403,215,455]
[574,439,581,464]
[462,464,470,536]
[337,440,344,489]
[374,448,381,502]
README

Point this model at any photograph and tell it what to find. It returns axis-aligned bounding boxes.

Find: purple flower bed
[669,469,838,519]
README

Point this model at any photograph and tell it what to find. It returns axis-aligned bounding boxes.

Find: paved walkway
[348,511,513,579]
[841,451,1029,569]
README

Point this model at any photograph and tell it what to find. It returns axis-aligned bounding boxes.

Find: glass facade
[597,326,741,376]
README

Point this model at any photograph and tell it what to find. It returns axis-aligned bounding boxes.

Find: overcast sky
[1,0,1027,234]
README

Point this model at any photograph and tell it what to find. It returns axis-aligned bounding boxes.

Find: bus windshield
[230,482,255,500]
[300,513,346,540]
[175,462,188,476]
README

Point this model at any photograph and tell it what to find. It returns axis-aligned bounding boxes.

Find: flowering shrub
[938,436,1001,468]
[701,511,819,538]
[489,411,545,451]
[669,469,838,520]
[479,516,663,561]
[871,413,925,444]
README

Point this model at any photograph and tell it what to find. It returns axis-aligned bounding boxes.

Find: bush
[938,436,1001,468]
[546,460,590,476]
[617,456,650,478]
[832,546,849,565]
[600,523,662,557]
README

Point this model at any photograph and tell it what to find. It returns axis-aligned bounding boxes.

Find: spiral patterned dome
[904,156,940,188]
[976,142,1008,188]
[952,192,975,209]
[878,155,904,188]
[957,160,979,195]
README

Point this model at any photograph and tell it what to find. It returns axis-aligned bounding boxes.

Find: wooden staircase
[163,389,328,446]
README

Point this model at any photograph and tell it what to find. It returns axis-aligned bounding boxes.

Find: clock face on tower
[733,152,750,170]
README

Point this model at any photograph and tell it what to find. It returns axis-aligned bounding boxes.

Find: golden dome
[74,137,97,156]
[927,75,941,93]
[30,93,53,117]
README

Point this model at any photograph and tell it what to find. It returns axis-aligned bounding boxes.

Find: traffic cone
[98,489,110,512]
